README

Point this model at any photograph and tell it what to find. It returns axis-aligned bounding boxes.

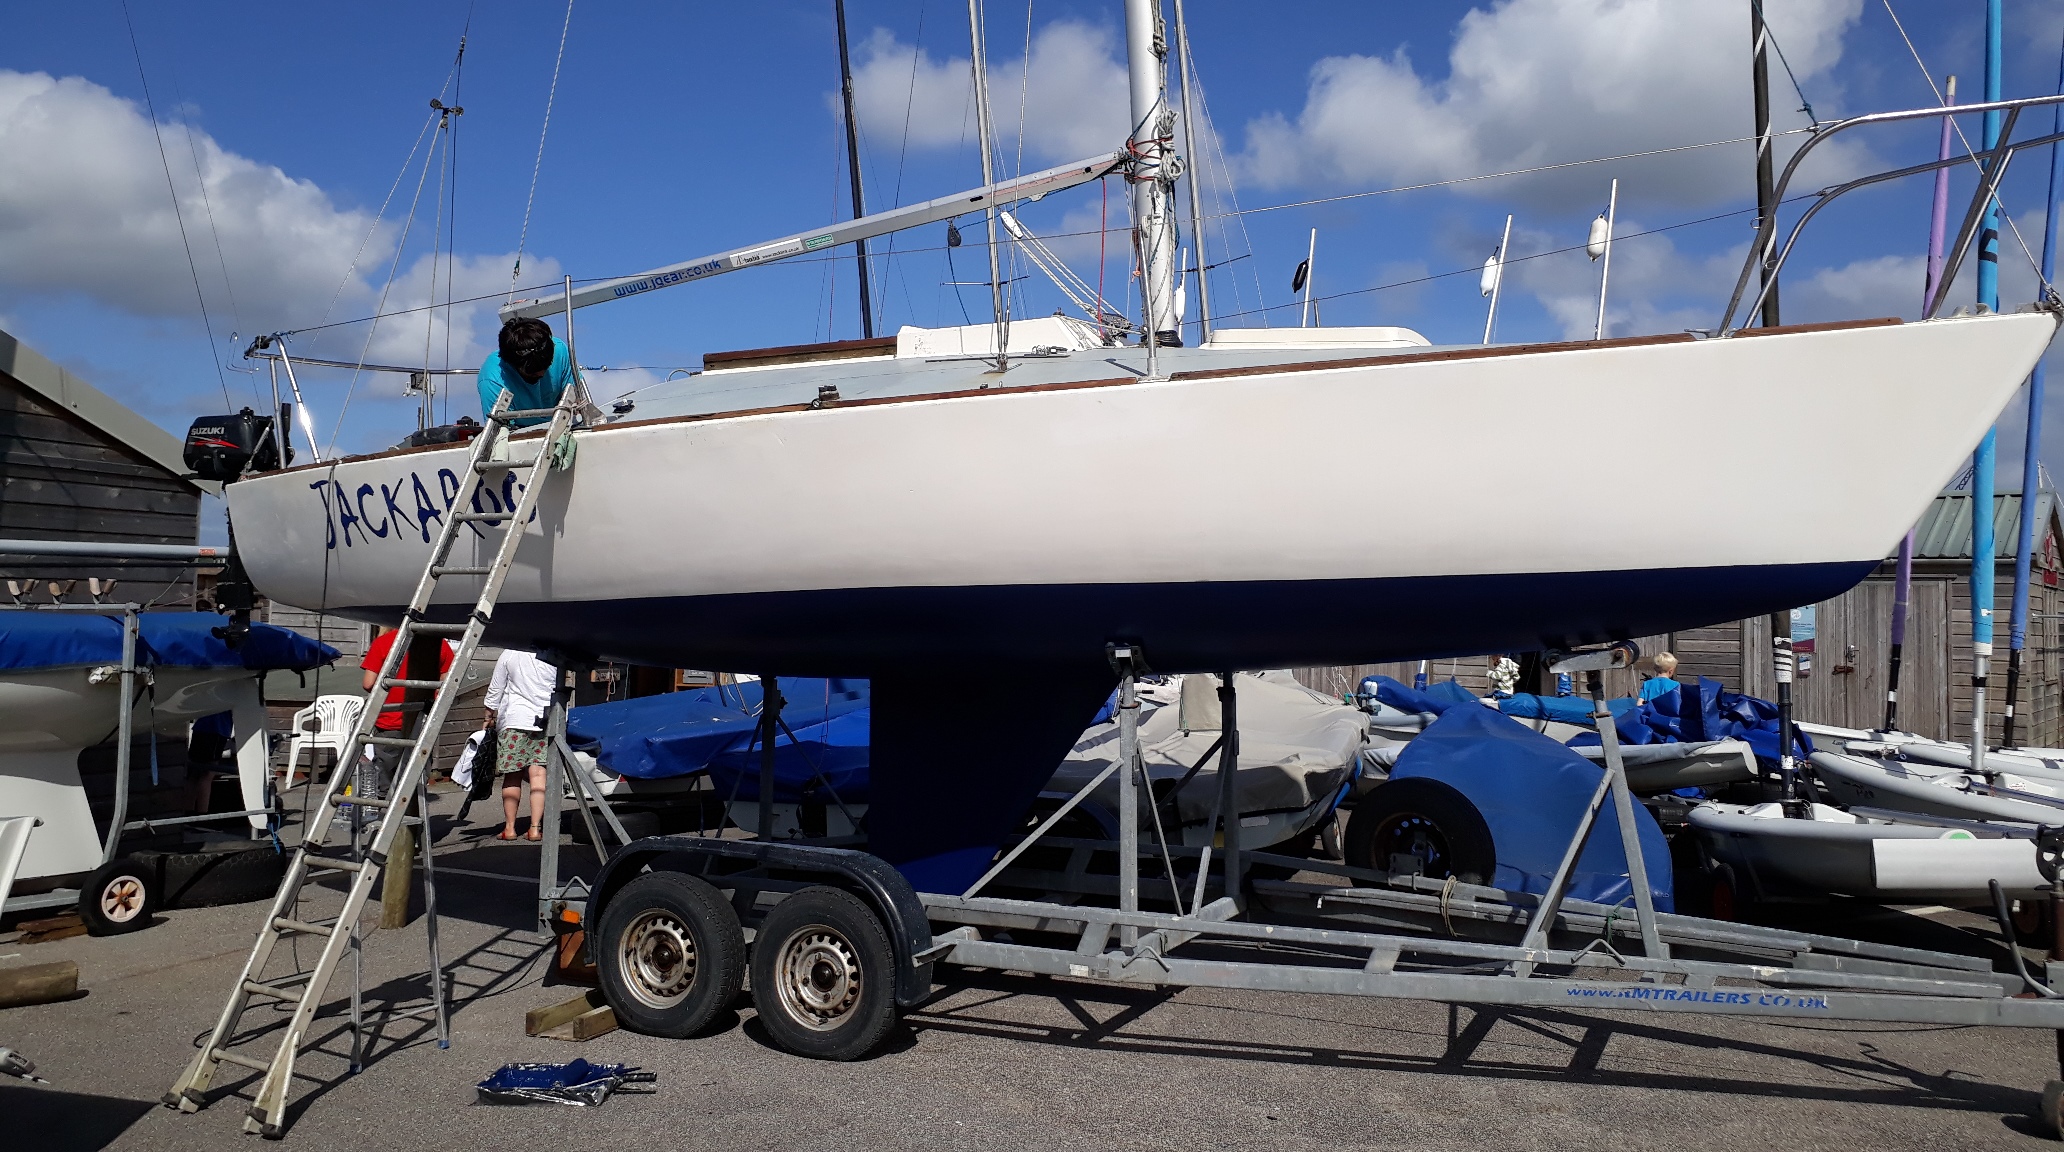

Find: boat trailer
[583,643,2064,1133]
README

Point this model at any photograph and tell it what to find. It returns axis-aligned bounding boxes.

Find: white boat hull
[0,668,271,883]
[1690,801,2047,903]
[225,313,2057,676]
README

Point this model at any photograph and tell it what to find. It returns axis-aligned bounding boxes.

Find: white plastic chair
[283,694,364,784]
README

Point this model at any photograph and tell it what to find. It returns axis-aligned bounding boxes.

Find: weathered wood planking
[0,375,199,603]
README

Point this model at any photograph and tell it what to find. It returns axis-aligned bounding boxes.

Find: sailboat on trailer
[218,1,2061,888]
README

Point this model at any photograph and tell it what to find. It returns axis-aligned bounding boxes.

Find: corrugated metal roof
[0,324,211,495]
[1909,487,2059,560]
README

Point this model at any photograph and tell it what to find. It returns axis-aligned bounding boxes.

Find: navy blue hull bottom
[374,559,1877,891]
[410,559,1879,678]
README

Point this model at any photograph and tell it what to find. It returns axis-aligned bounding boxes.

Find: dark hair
[499,317,554,378]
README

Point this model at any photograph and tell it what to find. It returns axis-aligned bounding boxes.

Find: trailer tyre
[1343,778,1495,886]
[598,871,745,1038]
[751,886,897,1061]
[79,856,156,935]
[2041,1079,2064,1138]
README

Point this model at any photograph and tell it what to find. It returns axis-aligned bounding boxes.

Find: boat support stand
[913,642,2064,1134]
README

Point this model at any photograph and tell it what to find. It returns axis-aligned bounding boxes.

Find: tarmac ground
[4,780,2063,1151]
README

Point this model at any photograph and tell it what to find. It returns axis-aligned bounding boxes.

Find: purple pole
[1888,76,1957,733]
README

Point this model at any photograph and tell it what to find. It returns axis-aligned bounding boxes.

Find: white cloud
[1237,0,1866,210]
[849,20,1130,168]
[0,68,554,392]
[0,70,374,324]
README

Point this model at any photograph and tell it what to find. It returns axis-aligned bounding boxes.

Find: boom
[500,151,1125,320]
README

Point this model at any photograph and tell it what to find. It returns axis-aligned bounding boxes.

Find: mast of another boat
[1972,0,2003,780]
[834,0,875,339]
[1482,214,1512,345]
[1124,0,1180,376]
[968,0,1009,370]
[2004,35,2064,750]
[1891,76,1958,735]
[1748,0,1801,812]
[1172,0,1210,343]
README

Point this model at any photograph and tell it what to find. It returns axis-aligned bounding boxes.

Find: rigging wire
[1204,198,1803,327]
[1749,0,1818,125]
[315,108,442,335]
[120,2,232,409]
[1183,29,1265,328]
[164,63,257,402]
[326,99,454,453]
[1881,0,2049,294]
[1226,129,1812,221]
[274,120,1864,345]
[509,0,576,301]
[878,2,929,329]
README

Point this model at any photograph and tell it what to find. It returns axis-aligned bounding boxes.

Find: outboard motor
[184,406,290,482]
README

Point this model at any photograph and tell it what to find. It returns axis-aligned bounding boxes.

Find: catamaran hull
[227,313,2054,676]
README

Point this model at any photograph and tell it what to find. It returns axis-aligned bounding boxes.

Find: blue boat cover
[567,678,870,804]
[1392,702,1673,911]
[1550,677,1811,765]
[1362,675,1479,716]
[0,612,337,672]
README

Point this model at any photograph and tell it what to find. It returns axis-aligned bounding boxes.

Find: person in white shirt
[485,648,559,841]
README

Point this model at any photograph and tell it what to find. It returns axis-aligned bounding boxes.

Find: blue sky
[4,0,2064,536]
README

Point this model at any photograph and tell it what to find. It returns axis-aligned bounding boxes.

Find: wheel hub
[100,877,144,923]
[775,928,861,1030]
[620,911,698,1009]
[1374,813,1451,877]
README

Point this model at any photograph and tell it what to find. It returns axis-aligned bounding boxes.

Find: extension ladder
[164,390,579,1138]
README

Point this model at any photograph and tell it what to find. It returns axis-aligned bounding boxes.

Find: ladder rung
[385,678,445,690]
[490,407,560,422]
[404,622,470,635]
[303,854,365,873]
[340,794,396,809]
[241,979,307,1003]
[451,511,512,524]
[431,565,494,576]
[272,917,335,937]
[360,735,419,748]
[211,1049,273,1073]
[475,457,539,472]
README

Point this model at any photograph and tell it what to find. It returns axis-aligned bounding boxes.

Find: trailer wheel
[1343,778,1495,886]
[2041,1080,2064,1138]
[751,886,897,1061]
[598,872,745,1038]
[79,857,156,936]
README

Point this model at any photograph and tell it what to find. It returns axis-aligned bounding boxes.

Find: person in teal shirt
[1639,651,1681,702]
[477,316,575,427]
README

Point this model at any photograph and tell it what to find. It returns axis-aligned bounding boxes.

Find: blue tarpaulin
[0,611,337,672]
[1549,677,1811,766]
[566,678,870,804]
[1362,675,1479,716]
[1392,702,1674,911]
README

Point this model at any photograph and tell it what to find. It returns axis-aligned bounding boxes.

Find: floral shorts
[498,727,548,774]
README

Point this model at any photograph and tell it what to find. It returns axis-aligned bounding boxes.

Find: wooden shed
[1294,488,2064,749]
[0,325,209,605]
[1671,487,2064,747]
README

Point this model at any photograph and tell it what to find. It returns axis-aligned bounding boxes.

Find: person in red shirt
[357,626,456,799]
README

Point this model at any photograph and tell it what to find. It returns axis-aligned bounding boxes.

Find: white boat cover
[1051,671,1366,833]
